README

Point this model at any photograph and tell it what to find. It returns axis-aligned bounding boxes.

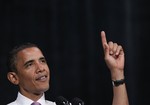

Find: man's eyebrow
[24,60,34,66]
[39,57,46,60]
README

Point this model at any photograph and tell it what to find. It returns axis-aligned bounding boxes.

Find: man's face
[15,47,50,95]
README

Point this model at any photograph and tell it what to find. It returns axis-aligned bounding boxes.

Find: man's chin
[35,89,48,95]
[41,86,49,92]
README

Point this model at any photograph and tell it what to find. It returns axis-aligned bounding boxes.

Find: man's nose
[36,63,45,72]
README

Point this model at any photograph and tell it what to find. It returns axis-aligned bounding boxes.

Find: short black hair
[7,42,39,73]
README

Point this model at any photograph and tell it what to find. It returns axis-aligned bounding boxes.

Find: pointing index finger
[101,31,108,49]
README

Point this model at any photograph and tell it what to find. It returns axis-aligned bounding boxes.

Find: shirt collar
[16,92,46,105]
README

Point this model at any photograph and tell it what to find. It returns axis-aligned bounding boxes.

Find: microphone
[55,96,70,105]
[71,97,85,105]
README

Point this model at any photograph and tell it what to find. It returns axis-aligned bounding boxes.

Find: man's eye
[26,63,32,68]
[41,59,47,63]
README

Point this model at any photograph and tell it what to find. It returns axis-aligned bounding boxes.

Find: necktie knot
[31,102,41,105]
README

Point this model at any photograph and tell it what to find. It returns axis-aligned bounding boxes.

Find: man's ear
[7,72,19,85]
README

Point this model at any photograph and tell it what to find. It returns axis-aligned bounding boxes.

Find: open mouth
[36,75,48,81]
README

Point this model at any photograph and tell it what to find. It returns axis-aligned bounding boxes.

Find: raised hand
[100,31,125,80]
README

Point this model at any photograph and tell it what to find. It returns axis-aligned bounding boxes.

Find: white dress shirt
[7,92,56,105]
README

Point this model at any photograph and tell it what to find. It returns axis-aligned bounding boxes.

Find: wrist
[111,70,124,80]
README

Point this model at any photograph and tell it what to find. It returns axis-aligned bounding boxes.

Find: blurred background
[0,0,149,105]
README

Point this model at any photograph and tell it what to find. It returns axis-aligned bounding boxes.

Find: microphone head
[55,96,70,105]
[71,97,84,105]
